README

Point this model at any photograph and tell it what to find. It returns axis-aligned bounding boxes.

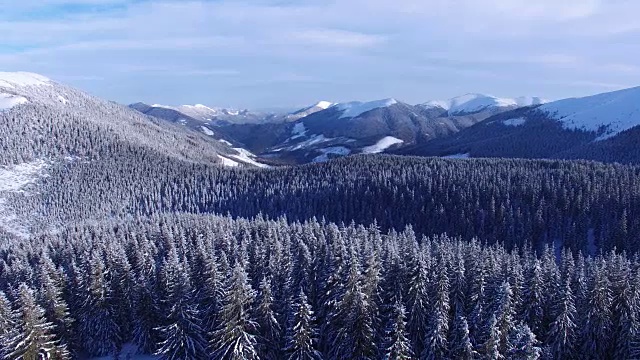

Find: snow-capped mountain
[231,97,507,164]
[538,86,640,139]
[400,86,640,164]
[0,72,266,168]
[132,102,283,125]
[335,98,398,119]
[422,93,547,115]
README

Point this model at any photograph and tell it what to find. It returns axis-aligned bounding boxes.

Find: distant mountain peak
[422,93,547,115]
[336,98,398,119]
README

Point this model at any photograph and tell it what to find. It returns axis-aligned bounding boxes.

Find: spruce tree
[210,263,259,360]
[383,298,413,360]
[6,284,66,360]
[285,289,322,360]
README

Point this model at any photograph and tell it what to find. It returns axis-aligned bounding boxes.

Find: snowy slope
[0,93,28,110]
[287,101,334,121]
[423,94,546,115]
[337,99,398,119]
[538,86,640,139]
[0,72,53,110]
[362,136,404,154]
[0,71,51,88]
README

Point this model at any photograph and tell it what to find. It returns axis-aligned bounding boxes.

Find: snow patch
[290,134,333,150]
[313,146,351,162]
[229,148,270,168]
[290,122,308,139]
[0,160,48,237]
[218,155,240,167]
[538,86,640,140]
[0,72,51,88]
[503,118,526,126]
[200,126,215,136]
[337,98,398,119]
[0,93,28,110]
[57,95,69,105]
[443,153,471,159]
[219,139,233,147]
[362,136,404,154]
[315,101,333,109]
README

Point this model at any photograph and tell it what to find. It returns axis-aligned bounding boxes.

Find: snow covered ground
[362,136,404,154]
[0,160,49,237]
[200,126,215,136]
[313,146,351,162]
[503,118,526,126]
[0,93,28,110]
[443,153,471,159]
[229,148,270,168]
[290,122,308,139]
[0,71,51,88]
[539,86,640,140]
[337,98,398,119]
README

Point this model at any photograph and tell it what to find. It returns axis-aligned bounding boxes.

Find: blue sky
[2,0,640,110]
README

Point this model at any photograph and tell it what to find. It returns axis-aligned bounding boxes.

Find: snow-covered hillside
[337,98,398,119]
[539,86,640,139]
[0,72,53,110]
[0,160,49,237]
[423,94,546,115]
[287,101,334,121]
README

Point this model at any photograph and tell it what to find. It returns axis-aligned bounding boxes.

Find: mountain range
[3,71,640,167]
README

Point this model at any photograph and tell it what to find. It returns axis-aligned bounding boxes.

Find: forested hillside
[1,214,638,359]
[2,73,640,359]
[16,155,640,255]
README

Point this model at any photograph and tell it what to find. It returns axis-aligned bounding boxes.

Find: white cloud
[0,0,639,108]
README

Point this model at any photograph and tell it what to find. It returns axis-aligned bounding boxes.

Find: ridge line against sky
[1,0,639,109]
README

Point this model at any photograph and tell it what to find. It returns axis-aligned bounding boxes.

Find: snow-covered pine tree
[483,314,502,360]
[256,276,282,360]
[210,263,259,360]
[329,256,378,359]
[422,259,450,359]
[406,255,430,355]
[78,253,122,357]
[546,278,577,359]
[0,291,18,359]
[154,253,208,360]
[579,261,613,359]
[6,284,67,359]
[506,323,541,360]
[383,298,413,360]
[284,289,322,360]
[449,313,475,360]
[38,269,75,357]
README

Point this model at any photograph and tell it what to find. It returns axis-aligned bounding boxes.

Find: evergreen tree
[255,276,282,360]
[546,278,577,359]
[383,298,413,360]
[449,313,475,360]
[506,323,541,360]
[285,289,322,360]
[422,261,450,359]
[210,263,259,360]
[6,284,67,360]
[154,255,208,360]
[0,291,18,359]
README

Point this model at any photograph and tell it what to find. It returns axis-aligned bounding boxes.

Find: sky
[2,0,640,110]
